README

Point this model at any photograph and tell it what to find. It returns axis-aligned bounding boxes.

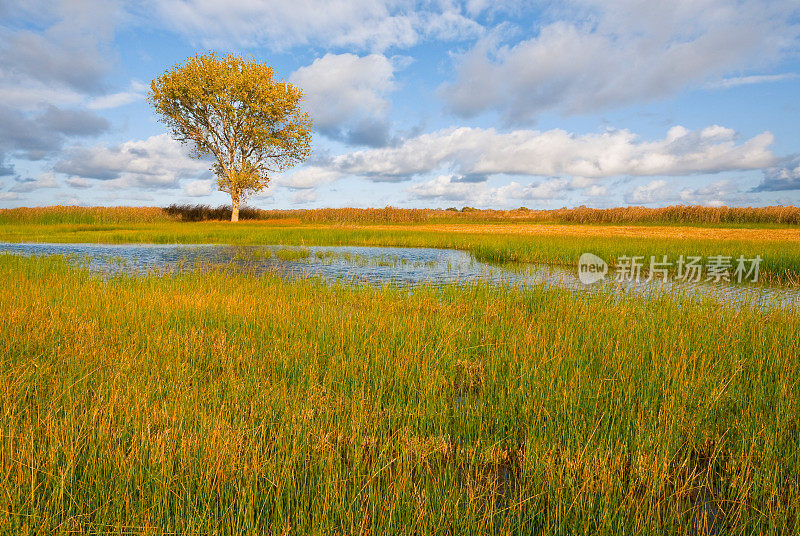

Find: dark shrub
[163,204,264,221]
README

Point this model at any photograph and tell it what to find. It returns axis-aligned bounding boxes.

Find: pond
[1,242,798,309]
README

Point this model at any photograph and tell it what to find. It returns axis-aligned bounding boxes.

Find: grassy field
[3,204,800,226]
[2,218,800,285]
[1,206,799,533]
[1,253,798,534]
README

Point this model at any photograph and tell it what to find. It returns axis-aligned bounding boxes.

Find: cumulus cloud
[36,105,110,136]
[9,172,60,193]
[0,1,118,164]
[405,174,518,205]
[624,178,751,207]
[440,0,800,122]
[753,156,800,191]
[290,54,397,147]
[65,176,92,189]
[183,179,213,197]
[291,189,318,204]
[678,179,749,207]
[146,0,482,51]
[55,134,211,189]
[406,174,481,201]
[0,0,120,94]
[0,105,109,161]
[406,174,603,206]
[625,179,671,205]
[0,159,14,176]
[331,125,776,181]
[277,166,343,190]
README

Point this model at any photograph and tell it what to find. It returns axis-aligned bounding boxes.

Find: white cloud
[406,175,590,206]
[290,54,396,146]
[88,81,148,110]
[9,172,59,193]
[625,179,671,204]
[0,1,118,163]
[65,176,92,189]
[291,189,318,204]
[0,192,20,201]
[678,179,746,206]
[0,84,85,111]
[332,125,776,180]
[406,174,479,201]
[146,0,482,51]
[183,179,213,197]
[754,156,800,191]
[586,185,607,197]
[277,166,343,189]
[625,178,750,206]
[55,134,211,189]
[0,104,109,162]
[0,0,120,93]
[708,73,799,89]
[509,178,571,200]
[440,0,800,121]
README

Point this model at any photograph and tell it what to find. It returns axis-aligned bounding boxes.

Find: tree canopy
[149,52,312,221]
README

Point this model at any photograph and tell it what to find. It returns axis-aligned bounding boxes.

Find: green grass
[4,205,800,226]
[2,220,799,284]
[274,247,311,261]
[1,254,798,534]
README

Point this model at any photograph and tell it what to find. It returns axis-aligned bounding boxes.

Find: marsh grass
[0,206,172,225]
[275,205,800,226]
[3,206,800,283]
[275,247,311,261]
[1,254,798,534]
[3,205,800,226]
[3,220,798,284]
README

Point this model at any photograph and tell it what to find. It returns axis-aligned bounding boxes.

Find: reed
[281,204,800,225]
[1,254,798,534]
[3,220,799,284]
[0,205,173,225]
[2,204,799,226]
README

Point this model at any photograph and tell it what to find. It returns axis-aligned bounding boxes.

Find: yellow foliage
[148,52,313,218]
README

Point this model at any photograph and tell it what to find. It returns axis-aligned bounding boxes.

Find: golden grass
[0,205,172,224]
[3,216,800,284]
[3,204,800,226]
[352,223,800,242]
[267,205,800,225]
[1,254,798,534]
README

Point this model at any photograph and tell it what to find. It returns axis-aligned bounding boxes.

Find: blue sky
[1,0,799,209]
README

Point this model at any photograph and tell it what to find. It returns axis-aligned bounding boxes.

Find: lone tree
[149,52,312,221]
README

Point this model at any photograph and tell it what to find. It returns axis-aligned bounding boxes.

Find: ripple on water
[1,242,798,310]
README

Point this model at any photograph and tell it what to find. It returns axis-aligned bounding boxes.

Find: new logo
[578,253,608,285]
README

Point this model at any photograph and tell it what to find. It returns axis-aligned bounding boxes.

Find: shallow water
[1,242,798,309]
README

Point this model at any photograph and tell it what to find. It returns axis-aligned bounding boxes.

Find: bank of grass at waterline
[3,218,800,285]
[1,254,798,534]
[2,204,800,226]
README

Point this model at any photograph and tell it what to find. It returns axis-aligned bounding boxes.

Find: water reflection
[1,242,798,309]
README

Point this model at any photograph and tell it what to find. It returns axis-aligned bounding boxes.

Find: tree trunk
[231,194,239,222]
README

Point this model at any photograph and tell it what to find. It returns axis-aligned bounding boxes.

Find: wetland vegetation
[1,206,798,534]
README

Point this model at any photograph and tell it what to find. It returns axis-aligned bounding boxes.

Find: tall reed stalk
[1,254,797,534]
